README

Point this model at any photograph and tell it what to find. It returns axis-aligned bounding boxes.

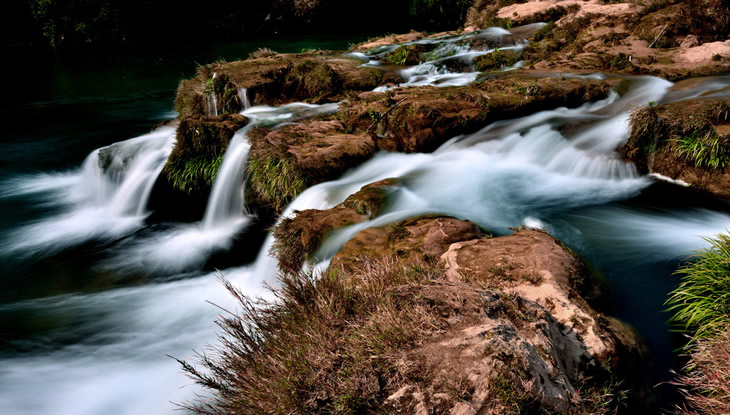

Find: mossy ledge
[620,98,730,197]
[175,53,385,118]
[239,76,614,214]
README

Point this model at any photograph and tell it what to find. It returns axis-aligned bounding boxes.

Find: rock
[329,216,483,273]
[175,53,385,118]
[341,77,614,153]
[510,0,730,80]
[326,223,656,413]
[680,34,699,49]
[271,179,398,272]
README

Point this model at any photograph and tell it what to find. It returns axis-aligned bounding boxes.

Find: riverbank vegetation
[668,233,730,414]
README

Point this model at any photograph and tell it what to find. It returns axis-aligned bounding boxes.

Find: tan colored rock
[680,34,699,49]
[326,222,653,413]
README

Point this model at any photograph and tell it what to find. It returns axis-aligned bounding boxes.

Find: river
[1,31,730,414]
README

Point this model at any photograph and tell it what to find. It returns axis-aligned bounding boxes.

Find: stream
[1,29,730,414]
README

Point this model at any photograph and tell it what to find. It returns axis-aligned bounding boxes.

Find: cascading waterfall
[99,101,342,275]
[202,129,252,228]
[4,25,730,415]
[0,127,175,255]
[238,88,251,111]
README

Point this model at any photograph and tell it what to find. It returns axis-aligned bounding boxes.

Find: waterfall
[202,129,252,228]
[1,127,176,255]
[238,88,251,111]
[209,73,219,116]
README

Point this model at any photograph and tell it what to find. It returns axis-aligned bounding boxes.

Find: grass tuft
[672,130,729,169]
[667,232,730,343]
[165,154,224,194]
[174,257,443,415]
[246,151,308,213]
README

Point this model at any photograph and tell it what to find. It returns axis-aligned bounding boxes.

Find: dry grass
[674,328,730,415]
[175,257,443,415]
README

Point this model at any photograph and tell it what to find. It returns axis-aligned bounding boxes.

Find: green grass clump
[668,232,730,413]
[667,232,730,343]
[247,152,308,212]
[673,130,729,169]
[164,153,224,194]
[387,46,411,65]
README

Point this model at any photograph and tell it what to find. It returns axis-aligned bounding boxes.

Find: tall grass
[673,130,730,169]
[668,232,730,413]
[174,258,442,414]
[667,233,730,343]
[674,329,730,414]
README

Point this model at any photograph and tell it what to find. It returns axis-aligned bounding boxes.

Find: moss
[285,60,342,102]
[174,78,206,118]
[385,44,433,66]
[209,74,241,115]
[246,151,308,213]
[163,153,224,194]
[474,48,521,72]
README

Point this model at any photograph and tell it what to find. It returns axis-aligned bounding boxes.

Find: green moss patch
[246,151,308,213]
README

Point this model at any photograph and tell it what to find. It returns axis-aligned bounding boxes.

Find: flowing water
[1,29,730,414]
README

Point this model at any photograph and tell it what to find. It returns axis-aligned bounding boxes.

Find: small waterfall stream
[0,127,175,255]
[202,130,252,229]
[2,26,730,415]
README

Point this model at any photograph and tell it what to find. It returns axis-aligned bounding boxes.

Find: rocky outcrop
[335,224,652,413]
[269,203,655,413]
[465,0,730,80]
[271,179,397,272]
[243,76,614,213]
[620,98,730,198]
[175,53,385,118]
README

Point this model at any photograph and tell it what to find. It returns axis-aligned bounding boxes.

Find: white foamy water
[2,24,730,415]
[102,101,341,275]
[0,265,271,415]
[0,127,175,256]
[203,131,252,229]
